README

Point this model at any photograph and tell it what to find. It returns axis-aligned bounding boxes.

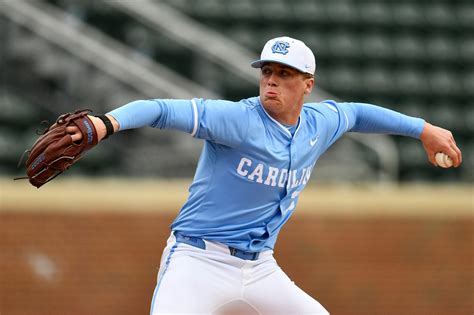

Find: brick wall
[1,211,472,315]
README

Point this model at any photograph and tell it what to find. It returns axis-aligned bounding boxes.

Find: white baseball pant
[150,232,329,315]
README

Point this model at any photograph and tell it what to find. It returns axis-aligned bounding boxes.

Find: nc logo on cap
[271,41,290,55]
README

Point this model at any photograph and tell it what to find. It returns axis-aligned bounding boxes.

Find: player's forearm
[106,99,195,134]
[346,102,425,138]
[106,100,163,131]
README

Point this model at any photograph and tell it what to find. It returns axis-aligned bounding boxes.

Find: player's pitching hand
[419,122,462,167]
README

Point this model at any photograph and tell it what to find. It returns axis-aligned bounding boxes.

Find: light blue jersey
[109,97,424,252]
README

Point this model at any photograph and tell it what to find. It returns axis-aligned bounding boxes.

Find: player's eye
[262,68,272,76]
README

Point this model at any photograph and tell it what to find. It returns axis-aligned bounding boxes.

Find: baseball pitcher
[21,37,462,314]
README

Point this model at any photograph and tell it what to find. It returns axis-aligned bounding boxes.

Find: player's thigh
[151,249,238,314]
[243,266,329,315]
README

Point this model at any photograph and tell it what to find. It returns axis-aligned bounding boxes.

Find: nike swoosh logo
[310,136,319,147]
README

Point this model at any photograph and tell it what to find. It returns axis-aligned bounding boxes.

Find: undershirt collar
[281,118,299,136]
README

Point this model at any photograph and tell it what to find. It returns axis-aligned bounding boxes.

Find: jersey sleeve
[107,98,250,148]
[107,99,195,133]
[338,102,425,138]
[311,100,426,149]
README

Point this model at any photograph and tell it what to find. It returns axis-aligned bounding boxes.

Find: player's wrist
[94,114,116,140]
[419,122,432,142]
[105,114,120,133]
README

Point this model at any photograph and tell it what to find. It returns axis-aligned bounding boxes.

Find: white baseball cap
[251,36,316,75]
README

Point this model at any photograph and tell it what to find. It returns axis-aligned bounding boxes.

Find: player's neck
[276,115,298,125]
[271,106,302,125]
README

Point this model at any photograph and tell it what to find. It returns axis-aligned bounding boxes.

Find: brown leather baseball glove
[16,109,98,188]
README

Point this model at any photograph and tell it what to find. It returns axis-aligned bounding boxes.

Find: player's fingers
[448,150,459,168]
[66,126,82,142]
[450,135,462,166]
[66,126,79,133]
[444,135,461,167]
[439,144,460,168]
[451,143,462,167]
[70,133,82,142]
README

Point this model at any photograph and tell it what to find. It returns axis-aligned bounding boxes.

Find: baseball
[435,152,453,168]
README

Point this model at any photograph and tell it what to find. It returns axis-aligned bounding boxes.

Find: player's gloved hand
[67,115,106,142]
[419,122,462,167]
[66,114,119,142]
[15,110,116,188]
[16,110,98,188]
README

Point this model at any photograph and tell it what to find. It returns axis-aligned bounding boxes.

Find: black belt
[174,231,260,261]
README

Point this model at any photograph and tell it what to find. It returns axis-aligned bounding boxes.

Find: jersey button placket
[290,138,297,163]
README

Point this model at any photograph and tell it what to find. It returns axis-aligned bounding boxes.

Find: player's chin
[262,97,282,109]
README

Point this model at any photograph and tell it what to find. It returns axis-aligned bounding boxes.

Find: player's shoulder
[239,96,261,110]
[303,100,341,116]
[200,96,259,110]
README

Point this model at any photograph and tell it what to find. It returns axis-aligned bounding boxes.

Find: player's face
[259,63,314,125]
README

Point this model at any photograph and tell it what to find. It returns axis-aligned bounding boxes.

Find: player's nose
[267,74,278,86]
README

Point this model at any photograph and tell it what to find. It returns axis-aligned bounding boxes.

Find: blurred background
[0,1,472,315]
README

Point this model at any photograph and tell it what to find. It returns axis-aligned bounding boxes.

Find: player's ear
[304,77,314,95]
